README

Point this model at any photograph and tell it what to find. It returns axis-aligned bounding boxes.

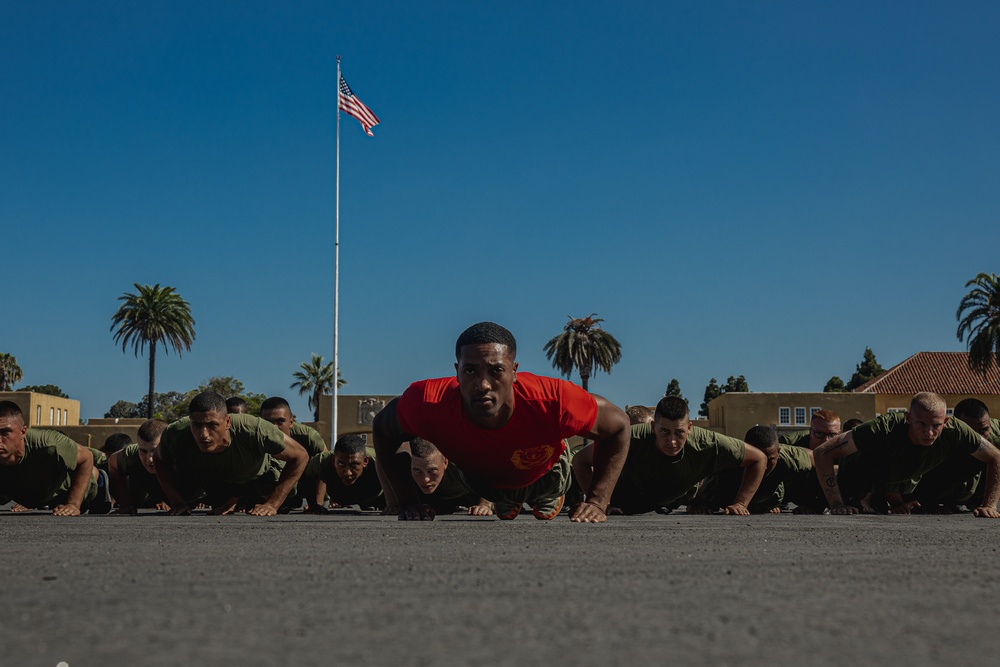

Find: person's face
[808,418,841,450]
[260,406,294,436]
[906,406,948,447]
[334,452,369,485]
[653,415,692,457]
[0,415,27,466]
[137,436,161,474]
[188,410,231,454]
[410,451,448,495]
[455,343,518,428]
[761,445,780,476]
[957,413,991,438]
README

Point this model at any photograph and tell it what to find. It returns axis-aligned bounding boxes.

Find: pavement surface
[2,508,998,667]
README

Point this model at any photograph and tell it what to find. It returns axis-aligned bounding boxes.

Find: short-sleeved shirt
[910,418,1000,502]
[290,422,328,458]
[116,443,167,505]
[840,413,983,495]
[0,429,95,507]
[304,448,383,506]
[779,430,810,448]
[87,446,108,469]
[157,413,287,486]
[396,372,598,489]
[702,443,813,512]
[419,463,479,507]
[612,423,746,512]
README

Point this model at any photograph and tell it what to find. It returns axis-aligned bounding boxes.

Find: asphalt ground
[2,507,998,667]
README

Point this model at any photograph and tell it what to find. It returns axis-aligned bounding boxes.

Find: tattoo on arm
[824,475,837,489]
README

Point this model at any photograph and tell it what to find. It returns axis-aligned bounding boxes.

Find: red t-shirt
[396,372,598,488]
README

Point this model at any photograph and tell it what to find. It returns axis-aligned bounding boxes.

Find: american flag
[339,74,380,137]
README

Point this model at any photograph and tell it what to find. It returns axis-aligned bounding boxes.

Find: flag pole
[333,55,341,448]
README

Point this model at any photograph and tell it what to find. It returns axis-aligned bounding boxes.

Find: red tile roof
[854,352,1000,395]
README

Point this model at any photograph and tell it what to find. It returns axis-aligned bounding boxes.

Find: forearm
[64,459,94,509]
[371,402,423,510]
[266,457,307,508]
[108,455,134,509]
[734,463,765,508]
[313,480,327,507]
[154,463,190,511]
[372,439,419,509]
[374,458,399,510]
[979,462,1000,509]
[814,454,846,508]
[586,435,629,508]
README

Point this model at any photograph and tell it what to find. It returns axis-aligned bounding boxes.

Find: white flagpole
[333,56,341,448]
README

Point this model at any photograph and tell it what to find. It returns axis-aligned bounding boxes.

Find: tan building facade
[316,394,399,445]
[0,391,80,428]
[708,392,876,439]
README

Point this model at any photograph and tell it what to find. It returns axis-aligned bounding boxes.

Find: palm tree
[957,272,1000,376]
[0,353,23,391]
[543,314,622,392]
[110,284,196,419]
[291,353,346,422]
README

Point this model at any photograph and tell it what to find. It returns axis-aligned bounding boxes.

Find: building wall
[0,391,80,428]
[56,418,145,450]
[317,394,399,446]
[869,393,1000,417]
[708,392,877,439]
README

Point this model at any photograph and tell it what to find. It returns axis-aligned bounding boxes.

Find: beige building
[708,392,876,439]
[315,394,398,445]
[706,351,1000,438]
[0,391,80,428]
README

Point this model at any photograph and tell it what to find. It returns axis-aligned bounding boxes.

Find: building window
[794,407,808,426]
[36,406,41,425]
[63,409,69,425]
[49,407,54,425]
[810,407,822,418]
[778,407,791,426]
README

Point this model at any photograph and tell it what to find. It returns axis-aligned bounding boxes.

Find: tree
[823,376,847,393]
[191,377,267,415]
[846,347,885,391]
[291,354,346,422]
[722,375,749,393]
[105,400,142,419]
[699,378,721,418]
[0,353,23,391]
[543,314,622,392]
[664,378,686,405]
[956,272,1000,377]
[110,284,196,420]
[18,384,69,398]
[137,391,188,422]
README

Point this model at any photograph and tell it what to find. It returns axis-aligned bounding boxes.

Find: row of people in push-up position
[2,321,999,520]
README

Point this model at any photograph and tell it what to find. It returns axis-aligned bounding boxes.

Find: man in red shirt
[373,322,630,522]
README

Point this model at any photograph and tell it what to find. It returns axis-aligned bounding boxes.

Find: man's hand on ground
[247,503,278,517]
[52,504,81,516]
[972,506,1000,518]
[569,501,607,523]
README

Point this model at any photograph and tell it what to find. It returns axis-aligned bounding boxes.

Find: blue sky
[2,1,999,421]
